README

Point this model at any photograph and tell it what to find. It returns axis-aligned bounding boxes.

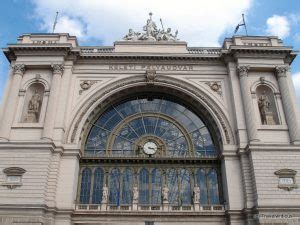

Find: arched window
[139,168,149,205]
[92,168,104,204]
[121,168,134,205]
[80,168,92,204]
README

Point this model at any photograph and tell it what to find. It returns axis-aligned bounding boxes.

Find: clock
[143,141,158,155]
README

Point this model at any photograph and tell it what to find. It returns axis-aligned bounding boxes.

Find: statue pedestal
[163,200,169,211]
[266,112,276,125]
[24,111,38,123]
[194,202,200,211]
[101,202,107,211]
[132,200,138,211]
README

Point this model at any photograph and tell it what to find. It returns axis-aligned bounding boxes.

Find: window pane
[139,168,149,205]
[92,168,104,204]
[109,168,120,205]
[167,169,179,205]
[122,168,134,205]
[80,168,92,204]
[207,169,220,204]
[196,168,208,204]
[151,169,162,205]
[179,169,191,205]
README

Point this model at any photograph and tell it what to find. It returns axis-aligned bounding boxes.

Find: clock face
[143,141,158,155]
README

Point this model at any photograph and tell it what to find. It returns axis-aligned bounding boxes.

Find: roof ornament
[123,12,179,42]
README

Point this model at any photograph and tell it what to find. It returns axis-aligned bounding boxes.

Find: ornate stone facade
[0,31,300,225]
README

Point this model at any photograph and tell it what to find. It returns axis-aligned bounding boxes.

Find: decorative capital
[237,65,250,78]
[12,64,25,75]
[51,64,64,75]
[145,70,156,84]
[275,66,289,78]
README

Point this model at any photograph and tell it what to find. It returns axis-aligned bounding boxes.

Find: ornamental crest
[123,12,179,42]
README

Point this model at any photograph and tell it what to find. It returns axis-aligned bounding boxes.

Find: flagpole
[52,11,59,33]
[242,14,248,36]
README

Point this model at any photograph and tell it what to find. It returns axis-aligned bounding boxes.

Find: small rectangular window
[7,175,22,183]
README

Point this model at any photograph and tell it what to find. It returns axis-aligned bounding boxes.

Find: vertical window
[179,169,191,205]
[167,169,179,205]
[109,168,120,205]
[151,169,162,205]
[92,168,104,204]
[207,169,220,204]
[80,168,92,204]
[196,168,208,204]
[122,168,134,204]
[139,168,149,205]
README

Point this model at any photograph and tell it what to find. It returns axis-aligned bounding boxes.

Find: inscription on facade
[109,64,193,71]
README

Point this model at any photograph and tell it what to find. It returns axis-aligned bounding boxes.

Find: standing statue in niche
[24,90,42,123]
[133,186,139,203]
[258,91,272,125]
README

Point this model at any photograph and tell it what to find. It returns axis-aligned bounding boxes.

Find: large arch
[65,75,235,150]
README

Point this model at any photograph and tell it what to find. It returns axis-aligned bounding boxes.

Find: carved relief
[22,83,45,123]
[205,81,222,96]
[145,70,156,84]
[51,64,64,75]
[79,80,99,94]
[12,64,25,75]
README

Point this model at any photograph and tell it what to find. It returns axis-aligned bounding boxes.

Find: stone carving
[24,90,42,123]
[79,80,98,94]
[102,184,109,203]
[123,13,179,42]
[275,66,289,78]
[237,65,250,77]
[133,186,139,203]
[145,70,156,84]
[258,91,275,125]
[12,64,25,75]
[51,64,64,75]
[162,185,169,202]
[193,185,200,204]
[205,81,222,96]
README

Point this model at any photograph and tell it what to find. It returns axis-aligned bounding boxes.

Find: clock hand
[148,147,155,150]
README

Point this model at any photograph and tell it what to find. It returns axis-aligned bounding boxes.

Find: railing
[187,47,222,55]
[80,47,115,54]
[75,204,224,212]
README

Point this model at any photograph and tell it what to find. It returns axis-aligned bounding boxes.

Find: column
[0,64,25,140]
[275,66,300,143]
[42,64,64,140]
[237,65,259,143]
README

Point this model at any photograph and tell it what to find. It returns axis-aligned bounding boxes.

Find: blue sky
[1,0,300,104]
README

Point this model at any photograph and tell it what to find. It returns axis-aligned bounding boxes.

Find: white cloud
[266,15,290,39]
[292,72,300,106]
[30,0,252,46]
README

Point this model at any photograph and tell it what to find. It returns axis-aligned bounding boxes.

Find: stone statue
[162,185,169,201]
[24,90,42,123]
[133,186,139,203]
[258,91,271,124]
[122,13,179,42]
[102,184,109,203]
[193,185,200,204]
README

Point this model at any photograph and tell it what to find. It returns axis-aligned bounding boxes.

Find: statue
[122,13,179,42]
[24,90,42,123]
[193,185,200,204]
[258,91,271,125]
[133,186,139,203]
[162,185,169,201]
[102,184,109,203]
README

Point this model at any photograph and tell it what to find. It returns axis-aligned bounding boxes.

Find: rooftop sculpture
[123,12,179,42]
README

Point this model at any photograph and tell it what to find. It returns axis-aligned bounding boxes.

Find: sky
[0,0,300,105]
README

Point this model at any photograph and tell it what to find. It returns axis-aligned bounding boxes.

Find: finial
[149,12,153,19]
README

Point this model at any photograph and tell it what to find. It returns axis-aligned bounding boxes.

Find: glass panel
[109,168,120,205]
[80,168,92,204]
[179,169,191,205]
[92,168,104,204]
[112,137,133,156]
[207,169,220,204]
[139,168,149,205]
[167,169,179,205]
[151,169,162,205]
[121,168,134,205]
[196,168,208,204]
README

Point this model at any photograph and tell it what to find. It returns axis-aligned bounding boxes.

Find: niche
[22,83,45,123]
[256,85,279,125]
